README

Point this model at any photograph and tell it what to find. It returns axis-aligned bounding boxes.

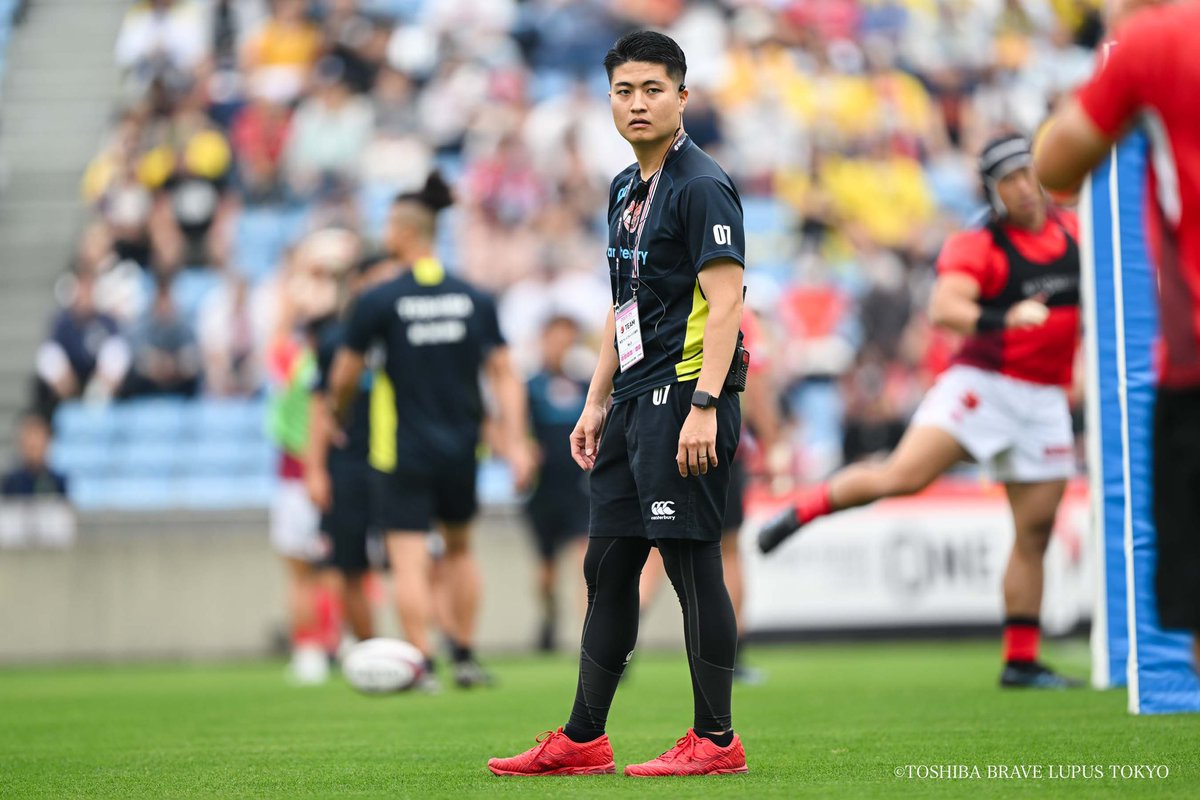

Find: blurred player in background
[306,252,399,646]
[330,172,533,691]
[265,240,352,686]
[523,315,590,653]
[639,305,786,684]
[1036,0,1200,672]
[761,135,1085,689]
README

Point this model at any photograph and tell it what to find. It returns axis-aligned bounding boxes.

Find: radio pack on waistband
[725,343,750,392]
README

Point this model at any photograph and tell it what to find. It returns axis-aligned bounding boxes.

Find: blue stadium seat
[54,403,117,443]
[111,440,186,478]
[477,458,519,507]
[742,198,789,234]
[178,473,274,510]
[171,269,223,324]
[184,438,275,477]
[233,205,310,284]
[70,476,177,511]
[358,182,397,243]
[112,398,188,441]
[50,440,112,476]
[188,397,267,441]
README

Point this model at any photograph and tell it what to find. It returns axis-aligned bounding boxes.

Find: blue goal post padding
[1082,131,1200,714]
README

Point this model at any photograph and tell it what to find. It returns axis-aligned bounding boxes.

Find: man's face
[996,166,1045,226]
[609,61,687,147]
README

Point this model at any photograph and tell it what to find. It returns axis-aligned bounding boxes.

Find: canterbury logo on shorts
[651,386,671,406]
[650,500,676,520]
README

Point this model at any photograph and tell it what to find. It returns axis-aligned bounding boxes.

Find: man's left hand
[676,407,718,477]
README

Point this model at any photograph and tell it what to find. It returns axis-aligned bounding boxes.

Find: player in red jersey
[759,135,1084,688]
[1035,0,1200,672]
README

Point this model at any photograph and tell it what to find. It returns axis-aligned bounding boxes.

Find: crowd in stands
[29,0,1106,494]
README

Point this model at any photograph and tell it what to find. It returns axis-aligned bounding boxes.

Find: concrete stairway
[0,0,125,455]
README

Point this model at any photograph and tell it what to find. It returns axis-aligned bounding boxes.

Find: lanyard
[612,132,688,306]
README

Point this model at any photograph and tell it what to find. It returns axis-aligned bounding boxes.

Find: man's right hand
[306,466,333,513]
[570,403,607,471]
[1005,296,1050,329]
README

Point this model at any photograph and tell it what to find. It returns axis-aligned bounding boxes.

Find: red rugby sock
[796,483,834,526]
[1003,618,1041,663]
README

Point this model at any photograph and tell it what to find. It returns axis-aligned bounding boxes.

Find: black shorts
[526,473,589,560]
[590,380,741,543]
[320,459,373,573]
[369,458,478,534]
[1153,386,1200,631]
[723,457,747,534]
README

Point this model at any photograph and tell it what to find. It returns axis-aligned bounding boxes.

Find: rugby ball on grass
[342,638,425,694]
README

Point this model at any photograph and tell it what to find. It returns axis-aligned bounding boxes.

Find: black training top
[342,258,505,472]
[312,319,372,465]
[606,134,746,404]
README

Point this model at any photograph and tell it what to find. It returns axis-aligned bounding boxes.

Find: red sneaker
[488,728,615,776]
[624,729,748,777]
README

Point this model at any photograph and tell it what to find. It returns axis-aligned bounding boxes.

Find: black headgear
[979,134,1033,217]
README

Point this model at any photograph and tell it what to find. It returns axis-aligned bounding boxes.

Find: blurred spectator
[323,0,391,93]
[198,271,269,396]
[839,344,919,465]
[115,0,209,94]
[241,0,322,104]
[284,57,374,197]
[123,280,202,397]
[138,97,235,266]
[231,73,294,203]
[34,271,130,415]
[1,414,67,498]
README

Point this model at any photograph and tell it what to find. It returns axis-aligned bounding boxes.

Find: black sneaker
[454,657,496,689]
[999,661,1085,689]
[757,506,802,554]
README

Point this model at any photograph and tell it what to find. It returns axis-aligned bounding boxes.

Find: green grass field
[2,641,1197,798]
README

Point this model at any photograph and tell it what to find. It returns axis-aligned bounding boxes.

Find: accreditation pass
[615,297,644,372]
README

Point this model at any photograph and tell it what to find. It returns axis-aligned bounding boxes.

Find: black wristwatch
[691,390,718,410]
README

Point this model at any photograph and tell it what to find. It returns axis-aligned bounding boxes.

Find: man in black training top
[330,173,533,693]
[489,31,749,777]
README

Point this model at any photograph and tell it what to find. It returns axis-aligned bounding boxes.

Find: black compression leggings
[566,537,737,737]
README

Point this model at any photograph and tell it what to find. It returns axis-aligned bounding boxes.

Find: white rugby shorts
[270,478,325,561]
[911,365,1075,483]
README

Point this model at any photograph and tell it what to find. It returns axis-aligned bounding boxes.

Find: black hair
[603,30,687,89]
[394,170,454,214]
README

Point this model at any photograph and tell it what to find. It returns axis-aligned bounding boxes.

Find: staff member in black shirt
[330,174,533,692]
[489,31,749,777]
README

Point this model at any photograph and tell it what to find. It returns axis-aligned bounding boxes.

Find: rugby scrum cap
[979,133,1033,215]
